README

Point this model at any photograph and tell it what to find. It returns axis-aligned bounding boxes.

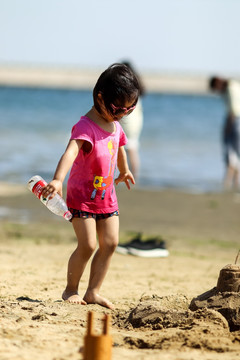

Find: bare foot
[83,290,114,310]
[62,290,87,305]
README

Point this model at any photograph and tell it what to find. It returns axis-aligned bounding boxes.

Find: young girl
[42,63,140,309]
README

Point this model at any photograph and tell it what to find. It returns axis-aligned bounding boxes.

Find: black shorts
[68,208,119,222]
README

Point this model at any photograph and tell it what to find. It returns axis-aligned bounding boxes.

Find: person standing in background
[209,76,240,190]
[120,61,145,180]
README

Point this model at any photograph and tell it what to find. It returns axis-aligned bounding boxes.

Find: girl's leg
[83,215,119,309]
[62,217,97,304]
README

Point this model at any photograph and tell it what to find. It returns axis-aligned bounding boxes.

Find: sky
[1,0,240,76]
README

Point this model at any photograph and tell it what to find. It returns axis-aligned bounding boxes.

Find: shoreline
[1,182,240,245]
[0,179,224,197]
[0,65,210,94]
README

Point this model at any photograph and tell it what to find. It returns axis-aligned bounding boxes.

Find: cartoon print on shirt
[91,139,117,200]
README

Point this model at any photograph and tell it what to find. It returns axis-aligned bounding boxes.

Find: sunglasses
[110,102,136,116]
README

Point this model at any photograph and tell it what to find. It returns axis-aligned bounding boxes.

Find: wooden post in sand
[83,311,112,360]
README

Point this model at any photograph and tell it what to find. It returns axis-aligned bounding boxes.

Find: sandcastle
[190,261,240,331]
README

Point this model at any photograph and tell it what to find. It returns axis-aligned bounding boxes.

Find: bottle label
[32,180,48,200]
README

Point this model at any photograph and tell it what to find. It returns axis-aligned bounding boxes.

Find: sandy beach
[0,183,240,360]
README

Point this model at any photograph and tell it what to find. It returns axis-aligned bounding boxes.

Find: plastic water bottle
[27,175,72,221]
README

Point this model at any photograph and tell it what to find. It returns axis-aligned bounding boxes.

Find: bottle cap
[63,211,72,221]
[27,175,44,191]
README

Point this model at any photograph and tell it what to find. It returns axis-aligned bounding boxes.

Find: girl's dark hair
[93,63,141,114]
[121,60,145,96]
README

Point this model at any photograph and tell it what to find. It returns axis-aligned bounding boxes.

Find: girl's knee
[111,237,119,250]
[100,237,118,253]
[108,242,118,253]
[86,243,97,256]
[77,241,96,257]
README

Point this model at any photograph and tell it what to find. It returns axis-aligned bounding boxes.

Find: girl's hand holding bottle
[42,179,63,199]
[27,175,72,221]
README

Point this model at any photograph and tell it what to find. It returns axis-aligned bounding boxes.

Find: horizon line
[0,64,224,94]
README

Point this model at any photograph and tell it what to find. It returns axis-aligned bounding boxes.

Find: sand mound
[190,264,240,331]
[113,294,240,353]
[190,288,240,331]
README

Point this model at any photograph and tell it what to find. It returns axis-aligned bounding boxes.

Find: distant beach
[0,65,209,94]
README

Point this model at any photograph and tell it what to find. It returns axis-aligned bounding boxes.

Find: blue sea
[0,86,226,193]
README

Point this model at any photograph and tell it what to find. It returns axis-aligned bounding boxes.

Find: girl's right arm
[42,139,83,198]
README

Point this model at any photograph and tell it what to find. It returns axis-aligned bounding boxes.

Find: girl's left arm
[115,146,135,189]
